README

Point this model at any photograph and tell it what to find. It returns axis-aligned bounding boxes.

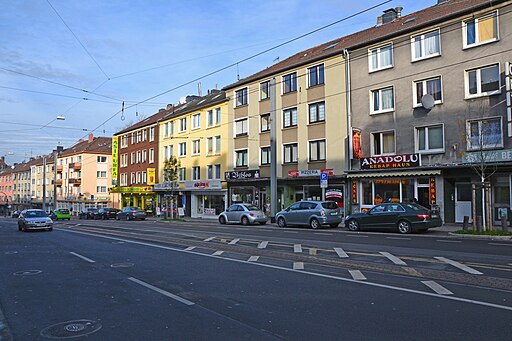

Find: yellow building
[157,90,229,218]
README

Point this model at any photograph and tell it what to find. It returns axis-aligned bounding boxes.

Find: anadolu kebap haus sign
[360,153,420,170]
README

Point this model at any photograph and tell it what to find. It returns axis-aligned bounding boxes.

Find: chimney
[158,108,165,113]
[166,104,173,110]
[78,138,84,143]
[437,0,449,3]
[88,133,94,143]
[378,7,401,25]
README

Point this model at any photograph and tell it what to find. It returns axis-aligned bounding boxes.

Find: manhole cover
[41,319,102,339]
[13,270,42,276]
[110,262,134,268]
[5,251,18,254]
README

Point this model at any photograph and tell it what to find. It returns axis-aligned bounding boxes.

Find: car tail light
[417,214,430,219]
[249,213,254,217]
[320,209,325,216]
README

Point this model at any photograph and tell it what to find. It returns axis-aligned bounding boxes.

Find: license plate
[330,212,338,216]
[432,215,438,218]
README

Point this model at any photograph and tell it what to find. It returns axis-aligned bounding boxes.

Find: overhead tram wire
[86,0,393,136]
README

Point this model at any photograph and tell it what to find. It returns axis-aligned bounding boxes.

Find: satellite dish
[421,94,435,110]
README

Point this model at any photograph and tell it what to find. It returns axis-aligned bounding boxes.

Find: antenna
[421,94,435,110]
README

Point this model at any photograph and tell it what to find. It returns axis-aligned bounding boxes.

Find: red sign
[352,128,362,159]
[288,169,334,177]
[360,154,420,170]
[351,180,358,204]
[429,177,436,205]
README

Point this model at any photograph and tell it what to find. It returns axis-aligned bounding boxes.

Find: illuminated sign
[351,180,358,204]
[111,136,119,185]
[429,177,436,205]
[147,168,155,185]
[360,154,420,170]
[352,128,362,159]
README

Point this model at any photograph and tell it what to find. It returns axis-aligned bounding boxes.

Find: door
[455,183,472,223]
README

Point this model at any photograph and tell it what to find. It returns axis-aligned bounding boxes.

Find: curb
[448,232,512,241]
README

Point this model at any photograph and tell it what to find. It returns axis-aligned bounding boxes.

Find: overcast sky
[0,0,435,164]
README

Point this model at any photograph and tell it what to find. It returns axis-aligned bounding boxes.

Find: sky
[0,0,435,165]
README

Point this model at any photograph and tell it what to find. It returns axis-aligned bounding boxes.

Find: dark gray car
[116,206,147,221]
[276,201,343,229]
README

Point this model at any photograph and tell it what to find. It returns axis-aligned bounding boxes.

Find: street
[0,217,511,340]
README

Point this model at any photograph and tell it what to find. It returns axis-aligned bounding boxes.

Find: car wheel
[347,219,360,231]
[241,216,249,226]
[397,220,412,234]
[219,216,226,224]
[277,217,286,228]
[259,222,267,225]
[329,223,339,228]
[310,218,320,229]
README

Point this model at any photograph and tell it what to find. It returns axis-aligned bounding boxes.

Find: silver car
[116,206,147,221]
[276,201,343,229]
[218,203,268,225]
[18,209,53,232]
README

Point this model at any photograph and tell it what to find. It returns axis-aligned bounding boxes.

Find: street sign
[320,172,328,188]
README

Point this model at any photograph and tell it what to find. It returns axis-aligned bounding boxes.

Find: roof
[59,137,112,157]
[162,90,227,121]
[224,0,505,90]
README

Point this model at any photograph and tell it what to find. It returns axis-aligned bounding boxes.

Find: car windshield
[58,209,69,214]
[25,211,47,218]
[403,203,428,211]
[243,204,259,211]
[321,202,338,209]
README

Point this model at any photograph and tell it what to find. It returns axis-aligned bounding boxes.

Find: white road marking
[436,240,462,243]
[489,243,512,247]
[386,237,411,240]
[421,281,453,295]
[203,237,216,242]
[69,252,95,263]
[248,256,259,262]
[380,252,407,266]
[349,270,366,281]
[293,262,304,270]
[59,229,512,312]
[258,241,269,249]
[282,231,298,233]
[212,251,224,256]
[347,235,368,238]
[334,247,349,258]
[184,246,196,251]
[228,238,240,245]
[435,257,483,275]
[314,233,333,236]
[294,244,302,253]
[128,277,194,306]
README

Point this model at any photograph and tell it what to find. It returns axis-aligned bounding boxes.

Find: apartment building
[156,90,229,218]
[11,161,32,212]
[345,0,512,225]
[223,44,348,212]
[0,168,13,215]
[30,155,55,210]
[56,134,112,213]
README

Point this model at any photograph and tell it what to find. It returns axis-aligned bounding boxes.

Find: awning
[347,169,441,178]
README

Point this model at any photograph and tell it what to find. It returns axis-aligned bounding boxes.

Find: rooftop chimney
[166,104,173,110]
[378,7,402,25]
[88,133,94,143]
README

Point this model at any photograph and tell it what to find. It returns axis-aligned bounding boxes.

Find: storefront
[109,186,156,212]
[184,180,227,219]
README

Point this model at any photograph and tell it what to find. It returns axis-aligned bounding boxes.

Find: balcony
[56,165,63,172]
[69,162,82,170]
[53,179,63,186]
[69,178,81,185]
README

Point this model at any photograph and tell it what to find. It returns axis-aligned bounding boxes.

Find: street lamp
[43,116,65,212]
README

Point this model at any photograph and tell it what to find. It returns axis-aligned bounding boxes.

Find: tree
[162,156,180,219]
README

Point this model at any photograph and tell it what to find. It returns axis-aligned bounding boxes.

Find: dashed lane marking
[380,252,407,266]
[128,277,194,306]
[248,256,259,262]
[203,237,216,242]
[258,241,269,249]
[69,252,95,263]
[184,246,196,251]
[435,257,483,275]
[349,270,366,281]
[489,243,512,247]
[347,235,368,238]
[294,244,302,253]
[422,281,453,295]
[334,247,349,258]
[228,238,240,245]
[386,237,411,240]
[212,251,224,256]
[402,267,423,277]
[436,240,462,243]
[293,262,304,270]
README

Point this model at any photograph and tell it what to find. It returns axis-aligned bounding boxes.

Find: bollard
[476,215,482,232]
[462,216,469,231]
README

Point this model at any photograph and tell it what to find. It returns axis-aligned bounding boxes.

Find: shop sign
[154,182,178,191]
[462,149,512,164]
[147,168,156,185]
[288,169,334,177]
[429,177,436,205]
[204,208,216,215]
[351,180,358,204]
[326,189,343,199]
[360,154,420,170]
[506,62,512,137]
[110,186,153,194]
[111,136,119,185]
[225,170,260,180]
[185,180,222,190]
[352,128,362,159]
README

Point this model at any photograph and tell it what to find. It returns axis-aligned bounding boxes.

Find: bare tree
[162,155,180,219]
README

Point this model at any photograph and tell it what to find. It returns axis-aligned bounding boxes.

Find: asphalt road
[0,217,511,340]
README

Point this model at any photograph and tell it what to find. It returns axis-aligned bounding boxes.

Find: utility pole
[53,146,63,211]
[270,77,277,222]
[42,157,46,212]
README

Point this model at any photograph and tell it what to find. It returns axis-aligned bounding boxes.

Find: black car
[94,207,120,220]
[78,208,98,219]
[344,202,442,234]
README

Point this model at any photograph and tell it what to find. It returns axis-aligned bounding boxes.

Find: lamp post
[43,116,65,212]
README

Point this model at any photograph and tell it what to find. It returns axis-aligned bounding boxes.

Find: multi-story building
[0,167,13,216]
[30,155,55,210]
[344,0,512,226]
[11,161,33,212]
[156,90,229,218]
[223,42,348,213]
[56,134,112,213]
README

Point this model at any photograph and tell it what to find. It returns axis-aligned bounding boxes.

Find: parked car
[94,207,120,220]
[52,208,71,220]
[18,209,53,232]
[276,200,343,229]
[78,208,98,219]
[11,210,20,218]
[218,203,267,225]
[344,202,442,234]
[116,206,147,221]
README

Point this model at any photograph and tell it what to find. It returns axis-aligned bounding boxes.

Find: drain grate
[40,319,102,339]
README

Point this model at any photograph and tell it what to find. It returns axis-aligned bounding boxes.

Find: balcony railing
[69,178,81,185]
[69,162,82,170]
[56,165,63,172]
[53,179,63,186]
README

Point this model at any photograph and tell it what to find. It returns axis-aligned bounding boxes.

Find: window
[372,131,395,155]
[215,164,221,179]
[179,117,187,132]
[235,118,248,136]
[235,149,248,167]
[371,87,394,113]
[260,113,270,132]
[130,152,135,164]
[283,107,298,128]
[308,64,324,87]
[192,166,200,180]
[149,127,155,141]
[465,64,500,98]
[97,156,107,163]
[136,151,141,163]
[412,29,440,61]
[164,122,169,137]
[131,132,135,144]
[283,143,298,163]
[163,145,174,160]
[130,172,135,185]
[261,146,270,165]
[121,154,128,167]
[178,168,186,182]
[215,108,221,125]
[137,131,142,143]
[120,173,127,186]
[96,171,107,178]
[149,148,154,163]
[416,125,444,153]
[309,140,326,161]
[283,73,297,93]
[136,172,141,184]
[207,110,214,127]
[215,136,221,153]
[179,142,187,157]
[463,11,498,48]
[206,137,214,155]
[467,117,503,150]
[142,149,147,163]
[236,88,248,106]
[97,186,107,193]
[169,121,174,136]
[207,165,213,180]
[309,102,325,123]
[260,80,270,100]
[192,113,201,129]
[142,129,147,141]
[121,135,129,148]
[142,171,147,184]
[369,43,393,72]
[192,139,200,155]
[414,76,442,107]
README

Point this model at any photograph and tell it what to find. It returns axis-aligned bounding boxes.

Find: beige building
[30,155,55,211]
[11,161,33,211]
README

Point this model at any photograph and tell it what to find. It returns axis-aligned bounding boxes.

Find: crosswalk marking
[184,246,196,251]
[294,244,302,253]
[435,257,483,275]
[228,238,240,245]
[293,262,304,270]
[258,241,269,249]
[349,270,366,280]
[248,256,259,262]
[212,251,224,256]
[203,237,216,242]
[334,247,349,258]
[421,281,453,295]
[380,252,407,265]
